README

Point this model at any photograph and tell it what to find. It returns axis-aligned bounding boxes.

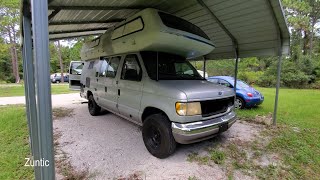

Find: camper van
[69,8,236,158]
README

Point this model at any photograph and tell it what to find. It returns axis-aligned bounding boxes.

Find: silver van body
[70,8,236,158]
[79,52,236,145]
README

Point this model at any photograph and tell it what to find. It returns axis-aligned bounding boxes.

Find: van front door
[99,56,121,113]
[117,54,143,123]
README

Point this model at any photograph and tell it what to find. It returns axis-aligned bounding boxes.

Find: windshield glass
[141,51,203,80]
[70,62,83,75]
[236,80,250,88]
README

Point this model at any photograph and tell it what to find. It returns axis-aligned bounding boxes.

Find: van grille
[200,97,234,117]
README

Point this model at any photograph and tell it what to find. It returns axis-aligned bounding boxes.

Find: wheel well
[236,96,245,104]
[142,107,167,123]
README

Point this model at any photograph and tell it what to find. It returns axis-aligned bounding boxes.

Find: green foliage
[210,149,226,164]
[0,105,34,179]
[0,84,73,97]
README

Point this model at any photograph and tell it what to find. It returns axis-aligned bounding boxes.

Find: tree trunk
[13,45,20,83]
[8,29,20,83]
[57,40,64,83]
[310,19,316,56]
[303,31,309,55]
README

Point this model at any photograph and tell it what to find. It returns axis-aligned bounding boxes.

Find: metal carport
[20,0,290,179]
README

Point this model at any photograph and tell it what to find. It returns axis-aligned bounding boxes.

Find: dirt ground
[52,94,262,180]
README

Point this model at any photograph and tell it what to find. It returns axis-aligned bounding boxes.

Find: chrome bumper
[171,111,236,144]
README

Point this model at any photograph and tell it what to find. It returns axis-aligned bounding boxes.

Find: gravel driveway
[1,93,260,179]
[52,94,260,179]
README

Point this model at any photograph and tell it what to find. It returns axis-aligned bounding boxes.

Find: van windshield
[141,51,204,80]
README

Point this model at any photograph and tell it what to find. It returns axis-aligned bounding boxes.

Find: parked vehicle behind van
[69,8,236,158]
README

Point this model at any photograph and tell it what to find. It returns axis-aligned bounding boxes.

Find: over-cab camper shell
[80,8,215,60]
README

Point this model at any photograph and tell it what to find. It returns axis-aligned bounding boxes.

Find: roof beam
[197,0,238,47]
[49,27,108,35]
[49,19,124,25]
[48,9,61,21]
[48,5,147,11]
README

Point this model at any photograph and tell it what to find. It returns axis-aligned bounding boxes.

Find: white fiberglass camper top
[81,8,215,60]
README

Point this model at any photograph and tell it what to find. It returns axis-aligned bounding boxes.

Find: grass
[187,87,320,179]
[237,87,320,129]
[0,105,34,179]
[237,87,320,178]
[0,83,74,97]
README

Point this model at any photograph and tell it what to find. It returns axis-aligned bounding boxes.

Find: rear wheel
[142,114,176,158]
[88,95,101,116]
[235,97,245,109]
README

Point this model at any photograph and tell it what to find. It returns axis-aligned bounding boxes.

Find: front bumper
[245,97,264,107]
[171,111,236,144]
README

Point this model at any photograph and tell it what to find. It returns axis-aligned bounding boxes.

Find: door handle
[105,87,107,92]
[118,89,120,96]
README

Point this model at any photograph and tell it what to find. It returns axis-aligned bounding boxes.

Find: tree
[0,0,20,83]
[282,0,320,55]
[56,40,64,83]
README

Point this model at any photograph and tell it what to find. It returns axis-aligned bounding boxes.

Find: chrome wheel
[235,98,244,109]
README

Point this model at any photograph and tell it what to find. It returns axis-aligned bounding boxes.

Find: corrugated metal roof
[24,0,290,59]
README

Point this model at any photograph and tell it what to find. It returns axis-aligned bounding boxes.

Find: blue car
[207,76,264,109]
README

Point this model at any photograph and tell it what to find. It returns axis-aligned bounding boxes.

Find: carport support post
[233,47,239,94]
[22,3,41,179]
[203,57,206,78]
[31,0,56,179]
[273,42,283,126]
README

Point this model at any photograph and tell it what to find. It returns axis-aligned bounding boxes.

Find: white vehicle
[69,8,236,158]
[68,61,83,90]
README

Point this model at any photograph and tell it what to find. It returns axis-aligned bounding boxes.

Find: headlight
[175,102,202,116]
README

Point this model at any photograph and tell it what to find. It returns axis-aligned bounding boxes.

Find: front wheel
[235,97,245,109]
[88,95,101,116]
[142,114,176,158]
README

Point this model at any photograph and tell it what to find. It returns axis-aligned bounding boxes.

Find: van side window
[99,59,109,77]
[106,57,120,78]
[121,54,142,81]
[88,61,94,69]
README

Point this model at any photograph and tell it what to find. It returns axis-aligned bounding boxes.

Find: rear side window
[111,26,125,40]
[158,12,209,40]
[208,79,218,84]
[106,57,121,78]
[123,18,144,36]
[121,54,142,81]
[219,79,232,88]
[111,17,144,40]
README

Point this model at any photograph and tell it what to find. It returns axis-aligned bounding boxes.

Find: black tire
[235,97,245,109]
[142,114,176,158]
[88,95,101,116]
